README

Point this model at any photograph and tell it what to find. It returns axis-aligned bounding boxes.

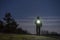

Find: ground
[0,34,59,40]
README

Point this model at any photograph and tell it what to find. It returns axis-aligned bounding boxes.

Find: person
[35,16,42,35]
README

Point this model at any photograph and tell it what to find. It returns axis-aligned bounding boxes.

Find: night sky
[0,0,60,34]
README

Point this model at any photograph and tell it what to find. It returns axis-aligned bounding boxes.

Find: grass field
[0,34,59,40]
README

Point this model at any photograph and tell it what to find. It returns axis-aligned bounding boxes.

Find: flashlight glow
[36,20,40,24]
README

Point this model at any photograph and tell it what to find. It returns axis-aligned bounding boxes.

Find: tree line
[0,12,30,34]
[41,30,60,39]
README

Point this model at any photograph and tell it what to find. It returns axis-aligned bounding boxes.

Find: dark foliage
[3,12,17,33]
[16,28,30,34]
[0,12,30,34]
[0,20,4,32]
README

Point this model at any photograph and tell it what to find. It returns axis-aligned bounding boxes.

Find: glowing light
[36,20,40,24]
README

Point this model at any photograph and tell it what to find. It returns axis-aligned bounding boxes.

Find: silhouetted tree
[0,12,30,34]
[0,20,4,32]
[3,12,18,33]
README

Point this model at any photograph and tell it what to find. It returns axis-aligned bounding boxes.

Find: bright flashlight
[36,20,40,24]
